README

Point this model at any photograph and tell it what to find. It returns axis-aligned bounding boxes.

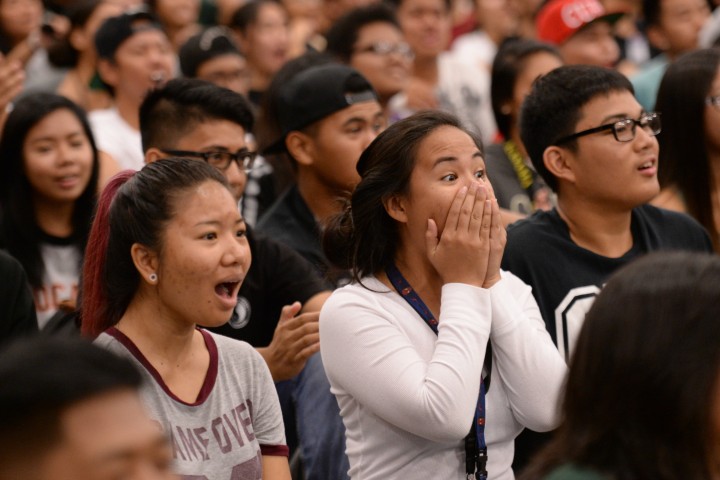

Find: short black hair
[229,0,282,33]
[139,78,254,153]
[325,4,401,63]
[519,65,633,191]
[0,337,142,470]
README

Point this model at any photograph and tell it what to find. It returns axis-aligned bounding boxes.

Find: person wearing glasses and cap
[500,64,713,471]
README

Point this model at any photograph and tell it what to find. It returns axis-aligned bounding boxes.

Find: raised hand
[483,198,506,288]
[425,182,492,287]
[257,301,321,381]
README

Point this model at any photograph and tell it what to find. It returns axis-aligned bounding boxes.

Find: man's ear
[97,58,119,88]
[543,146,577,184]
[383,194,409,224]
[144,147,166,165]
[130,243,159,286]
[285,131,315,167]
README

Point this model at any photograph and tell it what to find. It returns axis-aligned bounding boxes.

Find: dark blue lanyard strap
[385,262,488,480]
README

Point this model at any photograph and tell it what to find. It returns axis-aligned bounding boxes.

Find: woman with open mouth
[81,157,291,479]
[0,93,99,331]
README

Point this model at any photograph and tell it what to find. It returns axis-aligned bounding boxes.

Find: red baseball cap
[536,0,625,45]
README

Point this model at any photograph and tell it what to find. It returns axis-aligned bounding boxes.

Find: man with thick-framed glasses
[500,64,713,472]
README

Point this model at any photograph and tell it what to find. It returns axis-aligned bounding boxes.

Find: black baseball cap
[179,27,243,78]
[264,64,378,154]
[95,8,163,60]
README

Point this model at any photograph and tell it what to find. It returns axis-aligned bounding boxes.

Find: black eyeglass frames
[554,112,662,145]
[161,149,258,172]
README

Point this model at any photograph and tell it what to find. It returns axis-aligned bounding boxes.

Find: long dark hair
[0,93,100,289]
[655,48,720,250]
[323,110,483,282]
[522,251,720,480]
[491,37,561,140]
[80,158,229,338]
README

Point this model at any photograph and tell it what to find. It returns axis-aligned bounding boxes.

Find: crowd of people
[0,0,720,478]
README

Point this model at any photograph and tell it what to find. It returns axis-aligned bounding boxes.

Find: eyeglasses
[161,149,257,172]
[706,95,720,108]
[354,41,414,60]
[554,112,662,145]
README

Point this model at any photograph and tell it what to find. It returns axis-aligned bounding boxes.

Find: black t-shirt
[502,205,713,359]
[501,204,713,471]
[257,184,348,287]
[209,226,327,347]
[0,250,38,345]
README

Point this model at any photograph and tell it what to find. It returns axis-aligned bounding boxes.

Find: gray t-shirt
[96,328,287,479]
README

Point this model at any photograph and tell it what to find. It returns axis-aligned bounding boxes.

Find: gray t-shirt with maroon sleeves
[96,328,288,480]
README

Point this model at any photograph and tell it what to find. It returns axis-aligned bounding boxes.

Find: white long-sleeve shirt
[320,271,567,479]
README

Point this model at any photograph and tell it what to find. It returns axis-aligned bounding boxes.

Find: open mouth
[215,281,240,299]
[638,160,655,171]
[150,71,167,87]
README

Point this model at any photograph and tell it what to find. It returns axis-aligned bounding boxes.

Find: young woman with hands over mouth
[320,111,566,480]
[81,158,291,480]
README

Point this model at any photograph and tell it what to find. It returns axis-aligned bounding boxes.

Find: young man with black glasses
[501,64,713,471]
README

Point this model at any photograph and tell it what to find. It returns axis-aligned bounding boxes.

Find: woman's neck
[34,198,75,238]
[115,289,198,365]
[390,247,444,317]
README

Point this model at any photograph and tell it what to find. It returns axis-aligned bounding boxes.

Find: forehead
[317,100,383,126]
[399,0,449,13]
[253,2,287,23]
[169,180,237,220]
[116,26,170,52]
[172,119,247,151]
[416,125,481,163]
[356,21,403,43]
[576,89,641,127]
[198,53,246,72]
[27,109,84,137]
[60,389,163,459]
[568,20,613,42]
[661,0,706,14]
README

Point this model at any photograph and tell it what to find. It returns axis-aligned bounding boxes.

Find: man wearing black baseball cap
[88,8,175,172]
[258,63,385,285]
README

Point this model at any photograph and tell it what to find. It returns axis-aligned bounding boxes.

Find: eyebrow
[342,109,384,127]
[29,132,85,143]
[194,217,246,227]
[432,151,483,168]
[599,110,645,124]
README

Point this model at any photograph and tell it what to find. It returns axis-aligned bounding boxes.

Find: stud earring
[149,273,158,282]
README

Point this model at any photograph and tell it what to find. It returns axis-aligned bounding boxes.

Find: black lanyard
[385,262,489,480]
